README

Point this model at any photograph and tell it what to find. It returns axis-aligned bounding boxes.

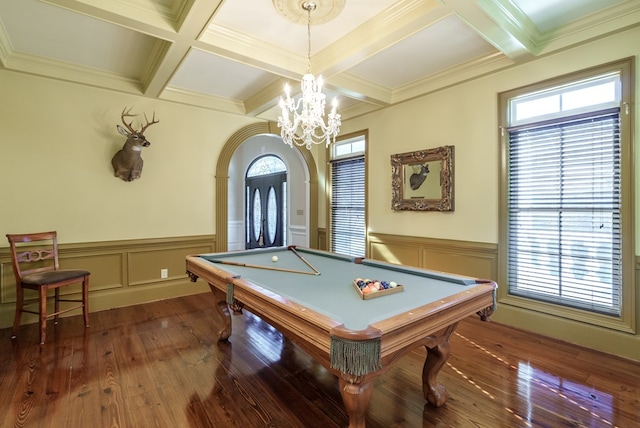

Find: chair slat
[17,249,55,263]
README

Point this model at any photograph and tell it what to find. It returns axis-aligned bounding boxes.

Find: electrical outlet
[161,268,168,279]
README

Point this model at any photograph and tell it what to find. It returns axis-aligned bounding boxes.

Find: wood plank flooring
[0,292,638,427]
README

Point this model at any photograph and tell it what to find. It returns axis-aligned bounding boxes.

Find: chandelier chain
[307,6,312,74]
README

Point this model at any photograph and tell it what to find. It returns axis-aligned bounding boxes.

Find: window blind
[507,109,622,316]
[330,156,366,257]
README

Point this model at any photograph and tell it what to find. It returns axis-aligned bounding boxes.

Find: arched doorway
[215,122,319,252]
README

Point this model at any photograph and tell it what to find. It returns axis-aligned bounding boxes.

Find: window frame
[498,58,635,333]
[326,130,368,257]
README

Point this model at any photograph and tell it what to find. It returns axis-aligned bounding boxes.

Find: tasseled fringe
[330,336,381,376]
[226,283,234,304]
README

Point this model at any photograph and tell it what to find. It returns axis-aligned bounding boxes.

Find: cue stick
[210,259,319,275]
[288,246,320,275]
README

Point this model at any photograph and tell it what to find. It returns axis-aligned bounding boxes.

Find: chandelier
[277,1,341,150]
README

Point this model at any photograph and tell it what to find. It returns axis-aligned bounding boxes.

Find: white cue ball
[272,255,279,262]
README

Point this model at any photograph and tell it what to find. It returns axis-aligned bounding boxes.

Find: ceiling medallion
[273,0,345,25]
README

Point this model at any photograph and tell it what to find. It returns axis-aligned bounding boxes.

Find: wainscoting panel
[367,232,498,281]
[369,240,422,268]
[128,244,212,286]
[228,220,244,251]
[421,250,497,280]
[63,253,125,293]
[289,224,308,247]
[0,235,215,329]
[1,260,17,304]
[317,228,326,251]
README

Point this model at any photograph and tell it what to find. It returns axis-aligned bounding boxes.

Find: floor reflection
[452,331,617,428]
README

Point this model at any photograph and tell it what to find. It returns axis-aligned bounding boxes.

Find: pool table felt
[200,247,480,331]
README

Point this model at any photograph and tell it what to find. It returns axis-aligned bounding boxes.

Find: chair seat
[22,269,90,286]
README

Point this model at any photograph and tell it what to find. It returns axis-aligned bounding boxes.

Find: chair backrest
[6,231,60,283]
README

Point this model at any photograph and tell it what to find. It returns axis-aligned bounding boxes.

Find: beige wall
[0,71,257,243]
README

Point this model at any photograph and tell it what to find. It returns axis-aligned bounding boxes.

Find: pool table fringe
[330,336,381,376]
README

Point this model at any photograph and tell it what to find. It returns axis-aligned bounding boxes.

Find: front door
[246,171,286,249]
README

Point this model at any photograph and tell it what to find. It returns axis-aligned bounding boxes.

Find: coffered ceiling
[0,0,638,121]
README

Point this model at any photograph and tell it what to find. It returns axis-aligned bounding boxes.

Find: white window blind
[330,156,365,257]
[507,109,622,315]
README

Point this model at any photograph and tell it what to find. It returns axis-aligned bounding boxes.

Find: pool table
[186,246,497,428]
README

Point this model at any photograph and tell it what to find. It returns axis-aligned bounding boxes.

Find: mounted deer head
[111,107,159,181]
[409,163,430,190]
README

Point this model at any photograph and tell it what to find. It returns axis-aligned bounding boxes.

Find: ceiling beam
[42,0,178,38]
[446,0,535,61]
[142,0,224,97]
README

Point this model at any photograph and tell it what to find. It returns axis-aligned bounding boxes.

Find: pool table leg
[338,375,374,428]
[422,323,457,407]
[209,284,232,341]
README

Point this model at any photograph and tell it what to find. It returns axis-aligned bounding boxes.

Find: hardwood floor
[0,293,638,427]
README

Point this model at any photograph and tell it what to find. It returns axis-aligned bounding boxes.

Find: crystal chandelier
[278,1,341,150]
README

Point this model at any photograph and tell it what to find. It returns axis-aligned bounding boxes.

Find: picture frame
[391,145,454,211]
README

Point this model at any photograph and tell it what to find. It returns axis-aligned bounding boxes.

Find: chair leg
[11,286,24,340]
[54,287,60,325]
[82,276,90,328]
[39,287,47,345]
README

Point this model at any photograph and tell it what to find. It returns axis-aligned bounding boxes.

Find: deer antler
[120,107,159,134]
[120,107,138,134]
[140,112,159,134]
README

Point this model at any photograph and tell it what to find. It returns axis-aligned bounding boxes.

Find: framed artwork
[391,145,454,211]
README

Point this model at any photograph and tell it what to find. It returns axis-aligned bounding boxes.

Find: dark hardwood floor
[0,292,638,427]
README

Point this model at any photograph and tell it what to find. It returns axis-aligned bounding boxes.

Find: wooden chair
[6,231,90,344]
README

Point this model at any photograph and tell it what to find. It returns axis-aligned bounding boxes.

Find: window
[499,60,634,329]
[328,133,367,257]
[246,156,286,177]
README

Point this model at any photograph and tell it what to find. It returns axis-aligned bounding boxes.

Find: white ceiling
[1,0,638,121]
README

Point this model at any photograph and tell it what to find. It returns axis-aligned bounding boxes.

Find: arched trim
[215,122,318,252]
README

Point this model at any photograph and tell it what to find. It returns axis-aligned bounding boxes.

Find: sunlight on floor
[452,331,617,428]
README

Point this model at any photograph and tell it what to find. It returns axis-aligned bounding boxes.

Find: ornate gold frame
[391,145,454,211]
